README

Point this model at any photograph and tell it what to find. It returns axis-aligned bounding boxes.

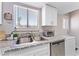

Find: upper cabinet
[42,4,57,26]
[0,2,2,24]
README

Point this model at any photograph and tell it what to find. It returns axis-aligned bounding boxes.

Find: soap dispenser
[16,37,20,44]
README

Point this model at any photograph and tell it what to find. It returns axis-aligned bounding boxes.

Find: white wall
[0,2,14,34]
[55,14,68,35]
[69,10,79,48]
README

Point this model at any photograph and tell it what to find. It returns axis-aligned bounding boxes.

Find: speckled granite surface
[0,35,75,55]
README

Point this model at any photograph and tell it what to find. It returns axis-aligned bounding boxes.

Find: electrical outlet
[75,48,78,51]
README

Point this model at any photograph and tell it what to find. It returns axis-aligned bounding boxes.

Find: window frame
[0,2,2,24]
[13,5,39,28]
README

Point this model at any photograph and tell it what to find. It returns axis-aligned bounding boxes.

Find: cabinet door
[45,5,57,26]
[3,48,34,56]
[3,43,50,56]
[65,38,76,56]
[42,5,57,26]
[51,7,57,26]
[34,43,50,56]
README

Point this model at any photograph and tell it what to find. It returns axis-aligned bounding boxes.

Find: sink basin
[14,36,47,45]
[15,37,34,44]
[32,37,47,42]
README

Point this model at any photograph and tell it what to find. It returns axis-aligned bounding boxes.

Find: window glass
[28,9,38,26]
[63,15,69,29]
[18,7,27,26]
[14,5,39,28]
[0,3,2,24]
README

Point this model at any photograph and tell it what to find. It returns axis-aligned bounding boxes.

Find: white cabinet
[42,4,57,26]
[3,43,50,56]
[0,2,2,24]
[65,37,76,56]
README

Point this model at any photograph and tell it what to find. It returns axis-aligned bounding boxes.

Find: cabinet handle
[51,39,64,45]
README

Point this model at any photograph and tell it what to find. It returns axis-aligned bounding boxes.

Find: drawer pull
[52,40,64,45]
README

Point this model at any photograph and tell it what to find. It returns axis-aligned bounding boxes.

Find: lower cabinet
[65,37,76,56]
[3,36,75,56]
[3,43,50,56]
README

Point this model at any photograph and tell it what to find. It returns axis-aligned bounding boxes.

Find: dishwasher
[50,39,65,56]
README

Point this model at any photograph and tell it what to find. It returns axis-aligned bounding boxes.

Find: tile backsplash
[41,26,55,31]
[41,26,55,37]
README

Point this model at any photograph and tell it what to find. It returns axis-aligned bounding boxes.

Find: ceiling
[22,2,79,14]
[22,2,46,8]
[47,2,79,14]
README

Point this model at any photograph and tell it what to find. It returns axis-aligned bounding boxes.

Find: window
[28,8,38,26]
[14,5,39,28]
[63,15,69,30]
[0,3,2,24]
[17,6,27,26]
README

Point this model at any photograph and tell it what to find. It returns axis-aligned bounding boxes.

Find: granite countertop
[0,35,75,55]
